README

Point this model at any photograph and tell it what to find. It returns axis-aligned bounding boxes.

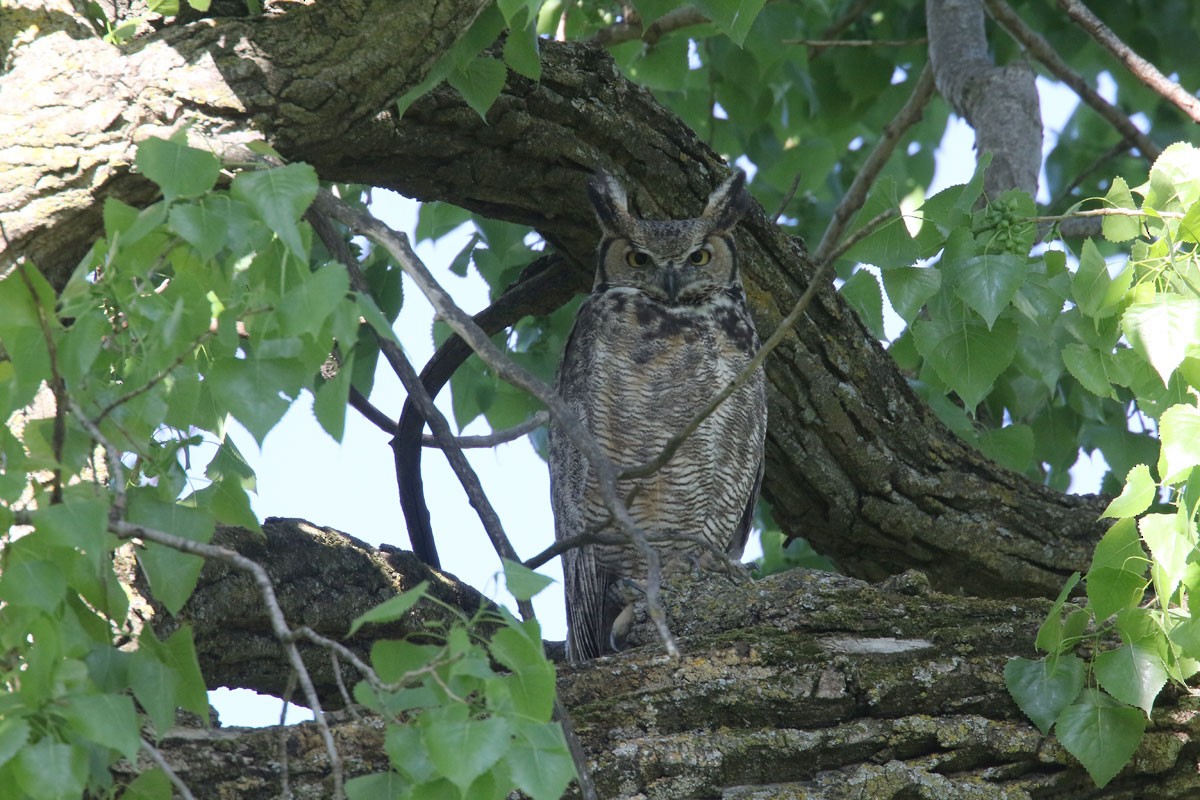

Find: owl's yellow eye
[687,248,712,266]
[625,250,651,268]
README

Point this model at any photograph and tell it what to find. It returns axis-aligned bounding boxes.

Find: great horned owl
[549,169,768,661]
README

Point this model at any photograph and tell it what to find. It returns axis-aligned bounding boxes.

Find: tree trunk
[137,523,1199,799]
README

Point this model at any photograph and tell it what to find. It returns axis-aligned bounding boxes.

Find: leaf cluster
[346,562,574,800]
[1001,143,1200,788]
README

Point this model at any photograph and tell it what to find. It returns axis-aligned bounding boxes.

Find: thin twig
[809,0,873,59]
[785,38,926,47]
[313,191,679,659]
[1035,207,1183,223]
[113,518,346,798]
[813,62,936,265]
[140,739,197,800]
[96,329,215,425]
[422,411,548,449]
[985,0,1161,162]
[772,173,804,224]
[278,671,297,800]
[329,649,360,720]
[305,204,535,623]
[348,386,395,433]
[591,6,708,47]
[1057,0,1200,124]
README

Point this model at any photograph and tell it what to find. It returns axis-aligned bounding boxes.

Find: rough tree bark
[136,523,1200,799]
[2,0,1157,797]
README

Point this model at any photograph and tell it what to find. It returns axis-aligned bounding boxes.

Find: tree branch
[1057,0,1200,124]
[985,0,1161,162]
[926,0,1042,198]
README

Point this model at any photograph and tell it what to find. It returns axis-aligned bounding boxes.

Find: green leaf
[276,264,351,337]
[1101,464,1157,519]
[230,163,319,259]
[951,252,1027,329]
[1139,511,1193,602]
[423,708,512,793]
[30,493,111,563]
[1004,655,1086,735]
[0,718,30,770]
[60,692,140,761]
[1061,344,1115,399]
[911,314,1017,410]
[489,625,555,720]
[345,771,407,800]
[13,739,88,800]
[162,625,210,719]
[502,559,554,602]
[121,767,173,800]
[206,357,294,445]
[1157,403,1200,484]
[880,266,941,324]
[1071,238,1125,319]
[1141,142,1200,214]
[843,179,921,269]
[1086,518,1148,620]
[314,357,352,442]
[976,423,1033,472]
[0,558,67,612]
[1056,694,1145,787]
[840,269,885,339]
[1122,295,1200,386]
[448,56,509,119]
[1093,643,1168,717]
[1102,177,1141,242]
[129,649,180,737]
[384,724,437,783]
[129,490,213,615]
[1168,615,1200,660]
[509,721,577,800]
[502,9,541,81]
[693,0,768,45]
[135,137,221,202]
[348,582,429,637]
[1035,572,1081,654]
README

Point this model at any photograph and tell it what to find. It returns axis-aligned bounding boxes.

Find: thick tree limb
[985,0,1161,162]
[925,0,1042,198]
[129,558,1200,799]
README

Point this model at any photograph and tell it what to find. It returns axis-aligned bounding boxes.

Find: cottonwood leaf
[1102,464,1156,519]
[509,721,577,800]
[230,163,319,259]
[1139,511,1193,602]
[880,266,941,324]
[1056,693,1145,787]
[1122,295,1200,386]
[1157,403,1200,484]
[1004,655,1085,735]
[952,252,1027,329]
[1093,643,1168,717]
[1102,177,1141,242]
[349,582,429,637]
[911,314,1017,410]
[136,137,220,202]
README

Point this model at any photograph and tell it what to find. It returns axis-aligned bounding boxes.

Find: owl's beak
[660,269,681,303]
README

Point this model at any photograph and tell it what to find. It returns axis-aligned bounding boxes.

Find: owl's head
[587,170,752,305]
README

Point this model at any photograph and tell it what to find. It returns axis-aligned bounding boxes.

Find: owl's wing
[548,296,617,660]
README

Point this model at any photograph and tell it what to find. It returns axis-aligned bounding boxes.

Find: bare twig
[786,38,927,47]
[306,203,535,623]
[140,739,197,800]
[313,191,679,659]
[1035,207,1183,223]
[329,649,360,721]
[591,6,708,47]
[348,386,395,434]
[1057,0,1200,124]
[809,0,874,58]
[422,411,548,449]
[814,61,936,265]
[95,329,215,424]
[985,0,1161,162]
[772,173,804,224]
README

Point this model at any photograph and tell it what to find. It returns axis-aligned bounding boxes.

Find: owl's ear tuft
[588,172,634,234]
[702,169,752,232]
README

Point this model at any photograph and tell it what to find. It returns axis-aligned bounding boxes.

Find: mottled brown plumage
[549,170,767,661]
